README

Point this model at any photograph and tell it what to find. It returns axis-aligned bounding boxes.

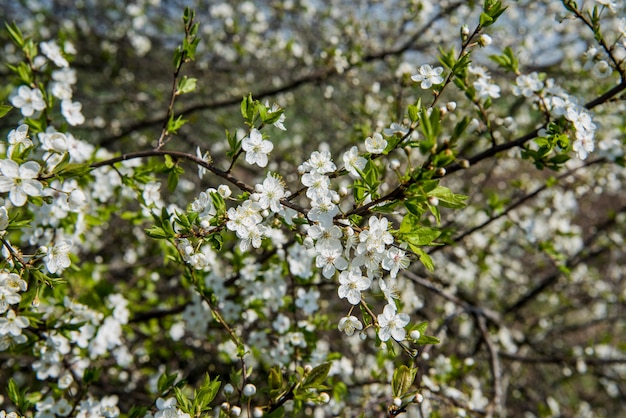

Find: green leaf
[489,47,518,73]
[302,362,331,389]
[265,407,285,418]
[407,103,419,122]
[269,366,283,390]
[83,367,100,384]
[166,168,178,192]
[0,104,12,118]
[392,365,417,398]
[429,186,468,209]
[417,335,441,344]
[145,226,170,240]
[167,114,187,134]
[7,378,21,406]
[56,162,92,178]
[193,374,220,412]
[240,93,257,124]
[5,22,25,47]
[403,227,441,246]
[174,387,191,413]
[128,406,149,418]
[479,12,493,26]
[176,76,197,95]
[410,246,435,271]
[263,108,285,125]
[183,7,194,26]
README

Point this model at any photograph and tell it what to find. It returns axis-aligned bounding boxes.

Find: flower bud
[243,383,257,397]
[393,397,402,407]
[461,25,470,37]
[319,392,330,403]
[410,330,422,340]
[446,101,457,112]
[478,34,492,47]
[223,383,235,396]
[230,405,241,417]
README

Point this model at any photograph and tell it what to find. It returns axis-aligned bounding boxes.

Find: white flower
[379,278,400,307]
[40,41,69,67]
[295,288,320,315]
[299,150,336,174]
[269,103,286,130]
[338,315,363,336]
[196,146,211,178]
[10,86,46,117]
[316,246,348,278]
[307,196,339,228]
[39,131,69,153]
[51,68,76,100]
[0,271,27,294]
[0,160,43,207]
[377,304,410,342]
[338,268,371,305]
[358,216,394,254]
[0,309,30,336]
[342,146,366,178]
[411,64,444,89]
[53,398,72,417]
[7,124,32,155]
[513,72,543,97]
[44,241,72,274]
[302,171,331,199]
[67,188,88,211]
[573,136,595,160]
[383,123,409,137]
[382,247,410,278]
[595,0,619,12]
[242,129,273,167]
[52,68,77,84]
[0,206,8,230]
[226,200,263,237]
[308,224,343,251]
[253,173,285,213]
[61,99,85,126]
[0,286,22,314]
[365,132,388,154]
[473,78,501,99]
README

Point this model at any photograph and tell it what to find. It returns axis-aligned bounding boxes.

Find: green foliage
[489,46,519,73]
[0,103,12,118]
[176,76,197,95]
[7,378,33,415]
[301,362,331,389]
[392,365,417,398]
[480,0,507,27]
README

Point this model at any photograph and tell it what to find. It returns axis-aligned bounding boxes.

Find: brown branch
[90,149,308,215]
